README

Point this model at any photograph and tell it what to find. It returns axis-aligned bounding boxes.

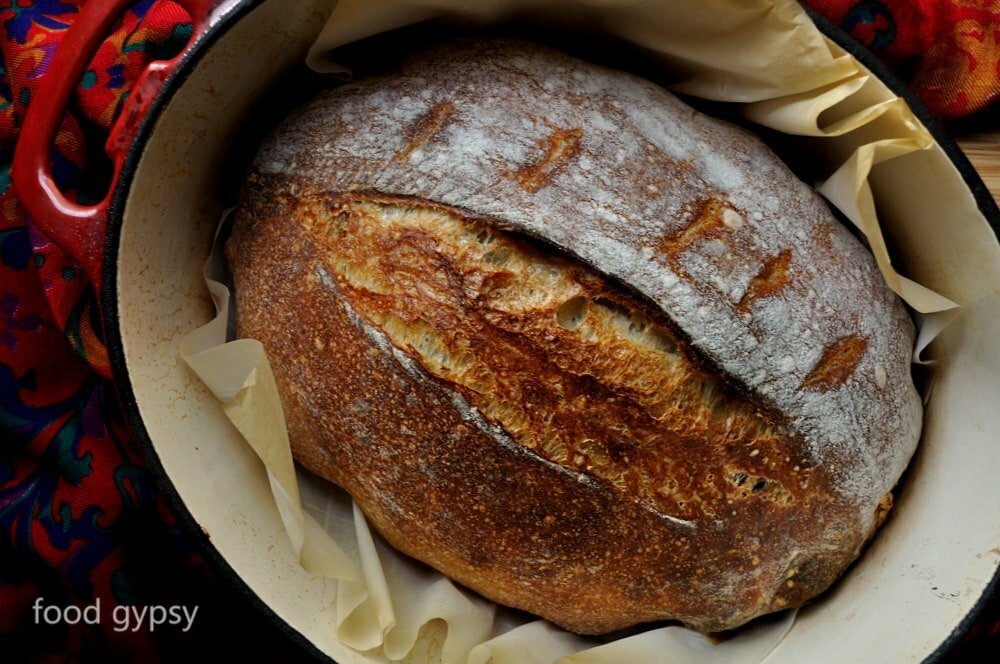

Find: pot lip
[802,9,1000,662]
[101,0,332,661]
[99,2,1000,662]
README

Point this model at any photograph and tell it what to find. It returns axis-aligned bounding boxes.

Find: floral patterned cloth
[0,0,996,661]
[806,0,1000,120]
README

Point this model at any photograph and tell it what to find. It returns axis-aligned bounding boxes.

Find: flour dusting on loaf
[229,39,922,634]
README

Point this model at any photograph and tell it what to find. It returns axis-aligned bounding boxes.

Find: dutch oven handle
[12,0,222,290]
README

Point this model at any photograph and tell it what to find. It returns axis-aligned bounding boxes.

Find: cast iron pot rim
[103,1,328,660]
[99,2,1000,661]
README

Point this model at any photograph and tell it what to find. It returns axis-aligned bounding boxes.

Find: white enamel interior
[116,1,1000,661]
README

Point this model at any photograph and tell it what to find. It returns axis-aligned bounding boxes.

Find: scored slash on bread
[227,39,922,633]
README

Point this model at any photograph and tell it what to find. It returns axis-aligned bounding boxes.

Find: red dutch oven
[12,1,1000,661]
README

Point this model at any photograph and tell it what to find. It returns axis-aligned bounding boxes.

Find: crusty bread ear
[227,39,921,634]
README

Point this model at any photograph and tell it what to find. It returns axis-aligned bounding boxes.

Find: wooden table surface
[958,131,1000,206]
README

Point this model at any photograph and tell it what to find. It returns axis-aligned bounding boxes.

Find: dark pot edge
[100,3,1000,662]
[101,0,333,661]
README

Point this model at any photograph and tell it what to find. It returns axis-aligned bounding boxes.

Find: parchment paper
[181,1,957,662]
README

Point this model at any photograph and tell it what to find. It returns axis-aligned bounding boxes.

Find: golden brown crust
[232,180,868,633]
[302,191,818,523]
[227,39,922,634]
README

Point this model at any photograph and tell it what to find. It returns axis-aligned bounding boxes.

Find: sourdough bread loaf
[227,39,922,634]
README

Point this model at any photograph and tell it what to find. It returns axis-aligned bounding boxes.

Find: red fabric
[0,1,289,661]
[803,0,1000,119]
[0,1,996,661]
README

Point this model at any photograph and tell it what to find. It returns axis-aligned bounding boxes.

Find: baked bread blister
[227,39,922,634]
